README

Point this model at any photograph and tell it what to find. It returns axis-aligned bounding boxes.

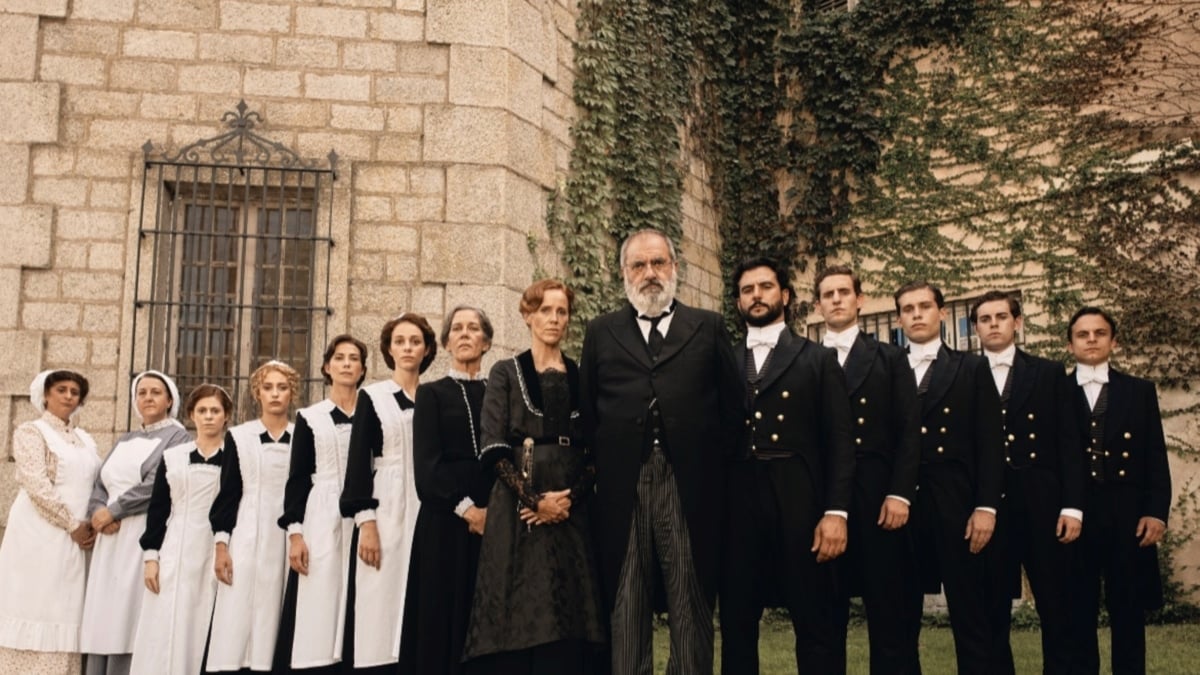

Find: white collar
[823,324,859,348]
[448,368,486,381]
[745,321,787,346]
[908,339,942,360]
[985,343,1017,365]
[1076,361,1110,380]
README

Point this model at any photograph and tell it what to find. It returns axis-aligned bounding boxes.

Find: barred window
[132,102,338,421]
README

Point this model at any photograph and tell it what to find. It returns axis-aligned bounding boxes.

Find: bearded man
[718,257,855,675]
[579,228,744,675]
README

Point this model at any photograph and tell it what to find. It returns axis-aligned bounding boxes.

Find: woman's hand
[214,542,233,585]
[464,506,487,536]
[289,533,310,575]
[358,521,381,570]
[70,522,96,550]
[144,560,160,594]
[520,490,572,526]
[101,521,120,535]
[91,506,115,532]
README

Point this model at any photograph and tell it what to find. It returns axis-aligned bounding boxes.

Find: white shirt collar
[823,324,859,349]
[908,339,942,360]
[1076,361,1110,384]
[745,321,787,348]
[985,343,1017,368]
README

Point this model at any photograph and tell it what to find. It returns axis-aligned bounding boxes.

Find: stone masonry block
[81,304,119,334]
[355,164,409,194]
[373,136,421,163]
[410,285,445,317]
[386,107,423,134]
[427,0,507,47]
[297,7,369,39]
[396,0,424,11]
[89,181,130,209]
[0,206,51,267]
[198,33,273,65]
[425,106,507,165]
[504,170,545,233]
[67,92,139,118]
[69,0,134,22]
[137,0,218,30]
[56,209,125,242]
[421,224,505,285]
[87,243,125,271]
[385,255,418,283]
[370,12,424,42]
[39,55,106,86]
[506,114,553,187]
[277,38,339,69]
[54,242,88,269]
[0,0,66,17]
[41,22,120,56]
[32,177,87,208]
[305,74,371,101]
[87,119,169,151]
[0,82,59,144]
[45,335,89,365]
[0,145,30,205]
[350,251,387,282]
[0,331,42,396]
[0,269,19,329]
[91,336,119,367]
[245,69,302,99]
[61,271,122,302]
[123,29,197,60]
[109,61,177,92]
[138,94,198,122]
[343,43,397,72]
[296,131,372,161]
[508,0,550,74]
[331,104,386,131]
[410,168,444,195]
[263,101,329,128]
[178,64,242,95]
[508,54,542,125]
[393,195,443,222]
[449,46,506,108]
[22,302,81,331]
[446,165,506,224]
[398,44,449,76]
[0,14,37,81]
[376,75,446,105]
[22,270,59,300]
[351,223,418,253]
[220,2,290,33]
[351,196,393,223]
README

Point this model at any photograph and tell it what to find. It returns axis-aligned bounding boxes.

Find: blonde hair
[249,360,300,409]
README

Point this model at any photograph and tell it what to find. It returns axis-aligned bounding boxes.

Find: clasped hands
[519,489,572,527]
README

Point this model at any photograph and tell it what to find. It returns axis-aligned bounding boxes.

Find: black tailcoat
[580,302,744,610]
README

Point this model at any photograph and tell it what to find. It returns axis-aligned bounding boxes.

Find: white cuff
[824,510,848,520]
[213,531,231,546]
[354,509,378,526]
[454,497,475,518]
[1060,508,1083,523]
[974,506,997,515]
[885,494,911,507]
[143,549,160,562]
[286,523,303,536]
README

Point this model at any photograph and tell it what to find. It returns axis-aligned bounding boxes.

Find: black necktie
[646,315,664,358]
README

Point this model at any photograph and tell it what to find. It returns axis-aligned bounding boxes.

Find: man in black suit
[894,281,1011,674]
[971,290,1083,673]
[815,265,922,674]
[579,228,743,675]
[1066,307,1171,675]
[719,257,855,675]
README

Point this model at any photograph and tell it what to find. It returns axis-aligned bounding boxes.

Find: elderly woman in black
[397,305,494,675]
[463,280,606,675]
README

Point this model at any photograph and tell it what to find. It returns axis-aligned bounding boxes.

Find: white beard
[625,275,677,317]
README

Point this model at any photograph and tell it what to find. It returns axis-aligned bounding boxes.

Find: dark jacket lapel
[921,344,959,416]
[657,304,701,367]
[1102,368,1132,445]
[607,305,655,369]
[842,332,876,394]
[1007,349,1037,412]
[757,328,803,393]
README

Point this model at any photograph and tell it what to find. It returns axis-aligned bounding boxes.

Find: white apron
[352,382,421,667]
[290,400,355,668]
[80,435,166,654]
[0,420,99,652]
[206,421,292,671]
[129,443,221,675]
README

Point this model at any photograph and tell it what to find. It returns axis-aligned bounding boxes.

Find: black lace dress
[462,352,606,675]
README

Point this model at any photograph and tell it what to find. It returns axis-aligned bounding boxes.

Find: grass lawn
[653,622,1200,673]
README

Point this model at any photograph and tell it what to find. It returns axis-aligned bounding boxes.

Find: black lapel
[515,350,543,412]
[1067,368,1092,421]
[842,332,876,395]
[921,344,960,416]
[1006,349,1037,413]
[757,329,803,392]
[656,304,701,367]
[608,305,655,369]
[1102,368,1132,445]
[565,356,581,413]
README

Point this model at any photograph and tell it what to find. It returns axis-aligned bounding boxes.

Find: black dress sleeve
[341,390,381,518]
[139,460,171,552]
[494,458,541,510]
[209,432,242,536]
[280,412,317,529]
[568,451,596,503]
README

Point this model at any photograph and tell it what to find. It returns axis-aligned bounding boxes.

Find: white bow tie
[988,352,1013,369]
[823,333,855,352]
[908,352,937,370]
[1076,365,1109,386]
[746,336,776,350]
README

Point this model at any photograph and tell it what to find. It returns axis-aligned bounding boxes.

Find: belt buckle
[558,435,571,446]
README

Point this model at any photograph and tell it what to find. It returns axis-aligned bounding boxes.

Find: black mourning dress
[397,374,490,675]
[462,352,606,675]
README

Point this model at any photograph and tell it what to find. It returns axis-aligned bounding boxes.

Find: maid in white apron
[130,383,235,675]
[207,361,298,672]
[0,370,100,675]
[81,370,190,675]
[339,314,435,671]
[275,335,368,673]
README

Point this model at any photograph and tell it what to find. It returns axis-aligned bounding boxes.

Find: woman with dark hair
[0,370,100,675]
[399,305,494,675]
[81,370,190,675]
[340,314,436,672]
[463,280,606,674]
[275,335,368,673]
[207,361,299,673]
[130,383,234,675]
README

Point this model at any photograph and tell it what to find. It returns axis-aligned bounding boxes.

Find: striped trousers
[611,446,713,675]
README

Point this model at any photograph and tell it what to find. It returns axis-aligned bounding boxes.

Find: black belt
[525,435,575,447]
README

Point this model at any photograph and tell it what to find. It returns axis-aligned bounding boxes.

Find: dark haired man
[815,265,922,674]
[1065,307,1170,675]
[894,281,1011,674]
[971,290,1083,673]
[719,257,855,674]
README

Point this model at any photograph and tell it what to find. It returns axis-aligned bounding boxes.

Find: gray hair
[619,228,678,269]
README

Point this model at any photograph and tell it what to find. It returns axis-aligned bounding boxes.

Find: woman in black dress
[462,280,606,675]
[397,306,494,675]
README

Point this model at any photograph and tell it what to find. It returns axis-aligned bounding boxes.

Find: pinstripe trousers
[611,446,713,675]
